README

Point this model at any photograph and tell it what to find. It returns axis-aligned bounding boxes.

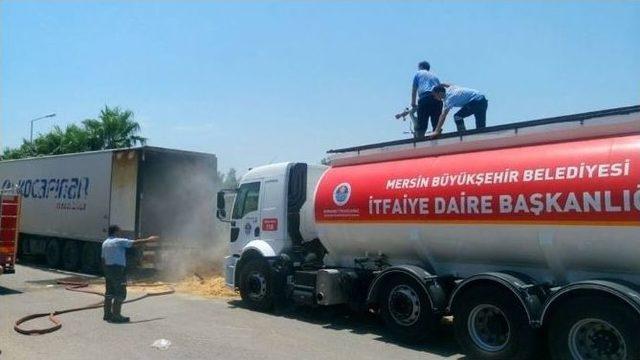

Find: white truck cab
[218,162,327,290]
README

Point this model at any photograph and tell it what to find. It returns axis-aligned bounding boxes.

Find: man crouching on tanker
[101,225,159,323]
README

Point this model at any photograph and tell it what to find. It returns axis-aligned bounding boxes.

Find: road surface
[1,265,464,360]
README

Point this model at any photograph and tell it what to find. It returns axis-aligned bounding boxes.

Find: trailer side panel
[0,152,112,242]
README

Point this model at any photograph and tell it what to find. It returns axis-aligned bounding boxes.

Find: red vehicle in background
[0,188,21,275]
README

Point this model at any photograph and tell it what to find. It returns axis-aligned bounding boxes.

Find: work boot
[103,297,113,321]
[109,300,130,323]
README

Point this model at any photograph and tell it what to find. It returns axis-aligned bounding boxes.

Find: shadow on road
[121,317,166,324]
[0,286,22,295]
[227,299,463,358]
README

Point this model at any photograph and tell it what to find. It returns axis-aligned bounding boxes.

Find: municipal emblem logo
[333,183,351,206]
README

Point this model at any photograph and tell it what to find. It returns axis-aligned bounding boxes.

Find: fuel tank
[311,134,640,285]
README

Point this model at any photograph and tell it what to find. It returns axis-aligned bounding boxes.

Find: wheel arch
[233,242,275,289]
[448,272,542,325]
[540,280,640,327]
[366,265,447,313]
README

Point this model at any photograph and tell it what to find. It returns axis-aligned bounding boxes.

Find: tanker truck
[216,105,640,360]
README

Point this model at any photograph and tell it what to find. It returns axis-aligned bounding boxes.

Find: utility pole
[29,113,56,143]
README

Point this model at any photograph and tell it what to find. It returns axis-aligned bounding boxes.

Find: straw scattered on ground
[59,269,238,299]
[175,273,238,298]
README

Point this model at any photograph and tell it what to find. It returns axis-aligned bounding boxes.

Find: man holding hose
[101,225,158,323]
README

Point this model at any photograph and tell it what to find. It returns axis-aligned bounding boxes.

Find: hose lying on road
[14,280,174,335]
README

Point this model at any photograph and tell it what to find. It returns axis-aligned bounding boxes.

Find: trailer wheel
[239,258,273,312]
[453,287,538,359]
[379,275,440,343]
[45,239,62,268]
[62,241,81,271]
[547,296,639,360]
[81,243,101,274]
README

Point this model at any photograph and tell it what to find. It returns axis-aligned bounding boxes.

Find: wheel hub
[247,271,267,301]
[569,318,627,360]
[388,285,421,326]
[468,304,511,352]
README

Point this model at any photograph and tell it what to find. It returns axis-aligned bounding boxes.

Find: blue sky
[2,1,639,174]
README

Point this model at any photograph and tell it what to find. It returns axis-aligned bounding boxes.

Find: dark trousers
[104,265,127,302]
[416,93,443,138]
[454,97,488,131]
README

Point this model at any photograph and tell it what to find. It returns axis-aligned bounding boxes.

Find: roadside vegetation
[2,106,146,160]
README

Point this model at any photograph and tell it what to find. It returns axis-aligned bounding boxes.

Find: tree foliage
[2,106,146,160]
[218,168,239,189]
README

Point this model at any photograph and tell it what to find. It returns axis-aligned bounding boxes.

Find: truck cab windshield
[232,182,260,219]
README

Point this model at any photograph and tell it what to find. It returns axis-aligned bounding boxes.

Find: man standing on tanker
[411,61,443,138]
[101,225,159,323]
[430,84,488,137]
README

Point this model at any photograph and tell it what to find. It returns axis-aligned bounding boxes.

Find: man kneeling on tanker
[101,225,159,323]
[431,84,488,137]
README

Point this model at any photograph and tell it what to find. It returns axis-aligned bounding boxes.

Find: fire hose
[14,280,175,335]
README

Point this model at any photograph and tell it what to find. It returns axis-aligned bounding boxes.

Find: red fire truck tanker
[216,105,640,360]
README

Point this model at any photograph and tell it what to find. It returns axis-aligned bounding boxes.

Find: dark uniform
[443,86,488,131]
[413,69,443,137]
[101,237,134,323]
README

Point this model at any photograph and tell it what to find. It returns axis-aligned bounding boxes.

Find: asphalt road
[1,265,464,360]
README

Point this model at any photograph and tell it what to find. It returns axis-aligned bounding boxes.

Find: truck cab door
[229,181,261,254]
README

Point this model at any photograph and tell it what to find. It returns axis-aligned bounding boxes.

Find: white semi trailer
[0,146,217,273]
[217,105,640,360]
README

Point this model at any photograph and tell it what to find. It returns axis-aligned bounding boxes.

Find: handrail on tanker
[328,104,640,154]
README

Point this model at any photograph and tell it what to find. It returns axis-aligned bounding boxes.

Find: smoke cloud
[134,151,232,281]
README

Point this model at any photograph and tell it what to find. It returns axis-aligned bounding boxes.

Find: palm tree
[83,106,146,150]
[2,106,147,160]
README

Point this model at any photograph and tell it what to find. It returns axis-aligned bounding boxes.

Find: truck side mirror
[216,191,231,222]
[217,191,226,210]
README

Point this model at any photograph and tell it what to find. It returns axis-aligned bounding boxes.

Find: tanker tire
[81,243,101,274]
[239,259,273,312]
[453,287,538,360]
[45,239,62,268]
[379,275,440,344]
[547,296,640,360]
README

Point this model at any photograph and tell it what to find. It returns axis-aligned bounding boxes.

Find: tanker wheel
[81,242,101,274]
[547,296,640,360]
[45,239,62,268]
[239,258,273,312]
[379,275,441,344]
[453,286,538,360]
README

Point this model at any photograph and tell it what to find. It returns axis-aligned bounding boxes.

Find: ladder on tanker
[0,188,22,275]
[326,105,640,166]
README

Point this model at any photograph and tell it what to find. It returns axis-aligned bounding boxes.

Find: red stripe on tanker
[315,135,640,225]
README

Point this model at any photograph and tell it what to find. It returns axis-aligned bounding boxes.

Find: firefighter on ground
[431,84,488,137]
[101,225,158,323]
[411,61,443,138]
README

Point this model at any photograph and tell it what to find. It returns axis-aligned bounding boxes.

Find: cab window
[232,182,260,219]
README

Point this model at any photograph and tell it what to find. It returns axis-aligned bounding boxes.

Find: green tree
[1,106,146,160]
[2,141,35,160]
[83,106,146,149]
[221,168,239,189]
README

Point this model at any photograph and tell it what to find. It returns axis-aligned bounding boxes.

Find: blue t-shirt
[101,237,134,266]
[413,70,441,98]
[444,86,484,109]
